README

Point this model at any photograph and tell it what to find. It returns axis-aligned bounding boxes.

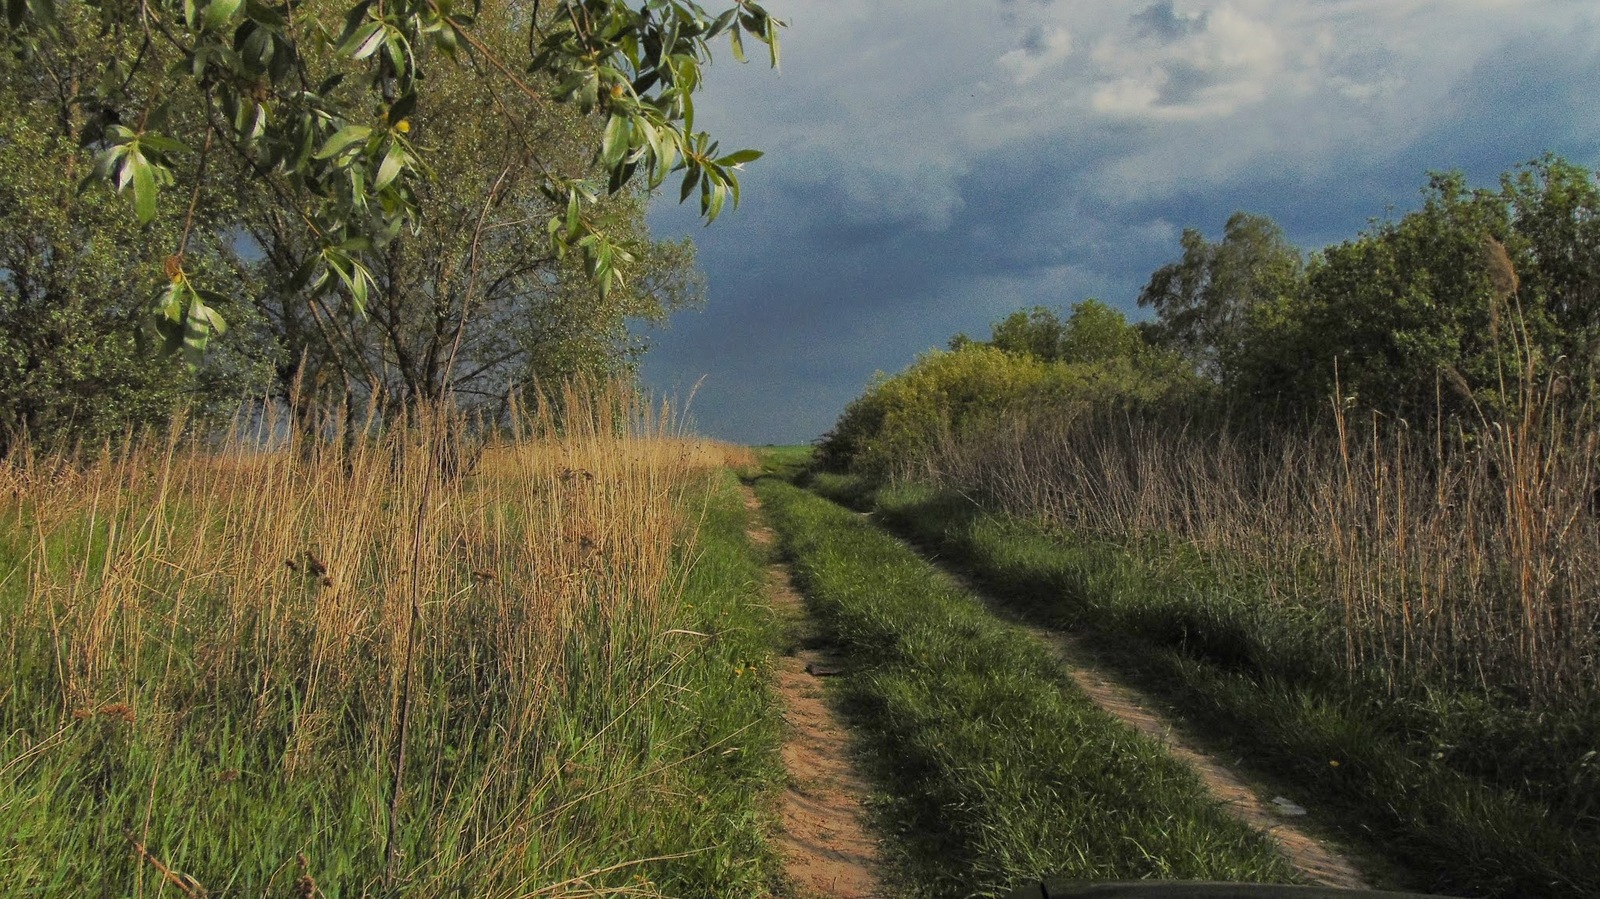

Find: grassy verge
[0,396,783,897]
[807,472,1599,899]
[623,464,787,895]
[754,476,1295,899]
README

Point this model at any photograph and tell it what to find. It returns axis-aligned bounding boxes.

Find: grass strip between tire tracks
[753,476,1296,898]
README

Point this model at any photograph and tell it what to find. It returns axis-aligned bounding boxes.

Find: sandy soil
[1048,636,1370,888]
[744,487,886,899]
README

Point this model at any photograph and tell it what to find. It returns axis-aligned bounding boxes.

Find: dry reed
[931,384,1600,708]
[0,380,743,892]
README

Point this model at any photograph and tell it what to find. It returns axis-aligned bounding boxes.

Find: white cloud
[686,0,1599,224]
[1085,4,1282,121]
[997,25,1074,84]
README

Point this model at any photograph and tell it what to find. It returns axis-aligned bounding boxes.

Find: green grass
[754,477,1295,899]
[807,473,1600,899]
[622,467,789,895]
[0,460,784,897]
[749,444,814,481]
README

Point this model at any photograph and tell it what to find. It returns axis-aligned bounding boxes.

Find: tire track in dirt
[925,549,1372,890]
[1045,634,1370,888]
[743,486,885,899]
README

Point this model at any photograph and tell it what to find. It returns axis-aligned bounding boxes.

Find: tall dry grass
[0,381,751,895]
[931,386,1600,709]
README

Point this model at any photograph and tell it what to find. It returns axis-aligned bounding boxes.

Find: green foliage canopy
[1,0,779,367]
[239,7,707,425]
[0,73,266,451]
[1137,211,1302,381]
[1135,158,1600,421]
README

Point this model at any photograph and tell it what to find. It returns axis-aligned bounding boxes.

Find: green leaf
[202,0,241,32]
[709,7,737,36]
[139,134,188,155]
[314,124,372,160]
[338,0,372,44]
[717,148,762,166]
[577,72,600,112]
[155,281,186,322]
[152,316,185,358]
[339,21,385,59]
[288,254,320,291]
[600,114,628,168]
[374,141,405,190]
[387,91,417,126]
[243,0,285,27]
[678,166,700,204]
[728,25,745,63]
[432,22,458,57]
[192,291,231,336]
[178,291,227,369]
[130,150,157,224]
[707,177,726,221]
[323,249,374,315]
[565,188,582,238]
[146,281,191,360]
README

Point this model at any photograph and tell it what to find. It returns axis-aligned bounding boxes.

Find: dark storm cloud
[1155,60,1219,106]
[1400,21,1600,175]
[1131,1,1208,42]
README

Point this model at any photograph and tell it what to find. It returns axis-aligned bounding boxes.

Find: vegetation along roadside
[807,160,1600,899]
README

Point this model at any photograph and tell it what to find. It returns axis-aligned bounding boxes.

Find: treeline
[822,154,1600,476]
[0,5,699,454]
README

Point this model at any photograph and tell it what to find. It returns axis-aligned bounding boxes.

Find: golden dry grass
[0,381,762,894]
[933,390,1600,706]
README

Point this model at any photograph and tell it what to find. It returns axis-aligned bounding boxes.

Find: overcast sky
[638,0,1600,445]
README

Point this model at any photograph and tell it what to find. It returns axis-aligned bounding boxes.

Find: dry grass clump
[0,381,744,894]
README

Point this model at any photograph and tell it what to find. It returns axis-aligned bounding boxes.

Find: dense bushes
[817,302,1200,476]
[1168,158,1600,422]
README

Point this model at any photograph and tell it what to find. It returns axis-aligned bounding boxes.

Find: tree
[1138,211,1303,380]
[979,301,1157,366]
[238,11,704,427]
[2,0,780,372]
[1501,154,1600,394]
[1231,171,1545,421]
[1058,299,1146,365]
[989,306,1066,360]
[0,32,267,453]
